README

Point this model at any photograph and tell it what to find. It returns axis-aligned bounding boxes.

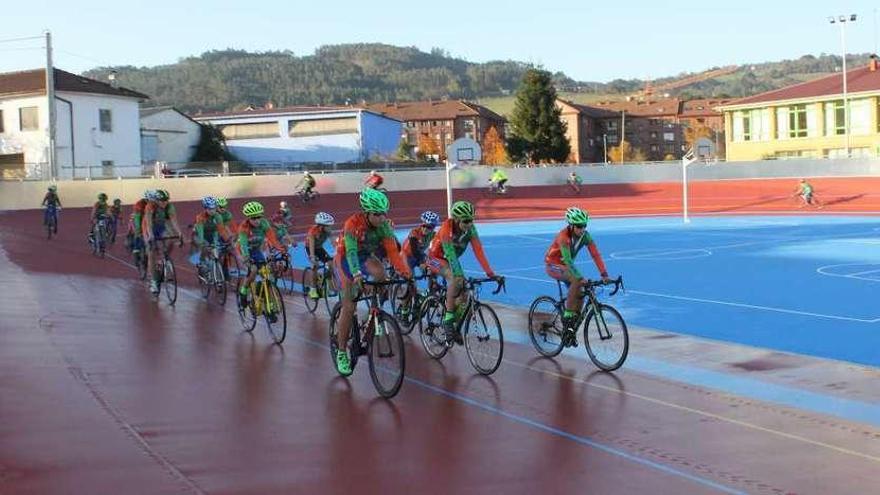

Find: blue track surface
[417,215,880,367]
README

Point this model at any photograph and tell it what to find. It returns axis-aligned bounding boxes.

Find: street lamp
[829,14,857,157]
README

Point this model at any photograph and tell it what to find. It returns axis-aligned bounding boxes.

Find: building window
[445,133,453,141]
[663,132,675,142]
[99,109,113,132]
[463,119,475,131]
[432,120,438,127]
[664,143,676,154]
[697,118,706,124]
[101,160,114,168]
[649,119,661,125]
[219,122,279,140]
[650,131,658,139]
[788,104,808,138]
[650,144,659,152]
[288,117,358,137]
[606,120,618,130]
[19,106,39,131]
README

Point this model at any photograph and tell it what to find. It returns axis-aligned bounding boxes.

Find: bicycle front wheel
[418,296,448,359]
[322,270,339,316]
[528,296,565,357]
[263,285,287,345]
[212,259,227,306]
[163,258,177,305]
[391,283,416,335]
[301,267,319,313]
[328,302,357,374]
[583,304,629,371]
[464,304,504,375]
[237,281,257,332]
[368,312,405,398]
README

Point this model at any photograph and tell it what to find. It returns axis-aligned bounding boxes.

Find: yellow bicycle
[237,261,287,345]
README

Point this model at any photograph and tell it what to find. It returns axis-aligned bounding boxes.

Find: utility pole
[829,15,857,157]
[620,110,626,163]
[45,30,57,179]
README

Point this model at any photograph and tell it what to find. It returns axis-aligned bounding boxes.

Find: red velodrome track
[1,177,878,494]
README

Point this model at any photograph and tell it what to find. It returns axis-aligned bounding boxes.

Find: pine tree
[395,137,411,161]
[506,69,571,164]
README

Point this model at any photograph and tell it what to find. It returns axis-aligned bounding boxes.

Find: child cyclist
[544,207,610,335]
[793,178,823,209]
[398,211,440,315]
[192,196,236,278]
[305,211,336,299]
[237,201,286,307]
[41,185,62,232]
[427,201,500,344]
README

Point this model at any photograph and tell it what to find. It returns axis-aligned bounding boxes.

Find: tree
[481,126,507,165]
[684,123,715,149]
[191,123,234,162]
[505,69,571,164]
[417,133,441,161]
[395,137,411,161]
[608,141,648,163]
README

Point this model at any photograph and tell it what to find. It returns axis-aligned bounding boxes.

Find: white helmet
[315,212,335,226]
[370,170,377,175]
[303,170,311,176]
[280,201,288,209]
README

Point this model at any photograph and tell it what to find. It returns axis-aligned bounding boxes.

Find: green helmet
[48,185,57,192]
[359,188,389,214]
[242,201,264,218]
[98,192,108,201]
[216,197,228,208]
[451,201,475,221]
[565,206,589,226]
[155,189,170,201]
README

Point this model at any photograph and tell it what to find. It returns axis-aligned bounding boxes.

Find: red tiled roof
[0,68,148,99]
[557,98,620,119]
[364,100,505,122]
[592,98,682,117]
[679,98,730,117]
[724,65,880,107]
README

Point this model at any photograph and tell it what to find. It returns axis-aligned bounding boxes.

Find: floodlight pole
[445,160,453,217]
[682,148,695,223]
[45,30,56,180]
[829,14,857,157]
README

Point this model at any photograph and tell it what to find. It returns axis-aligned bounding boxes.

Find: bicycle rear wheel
[528,296,565,357]
[46,215,55,240]
[135,251,148,280]
[328,302,357,374]
[198,260,212,299]
[163,258,178,305]
[418,296,448,359]
[322,270,339,316]
[301,267,319,313]
[464,304,504,375]
[237,282,257,332]
[583,304,629,371]
[263,285,287,345]
[391,283,416,335]
[368,312,405,398]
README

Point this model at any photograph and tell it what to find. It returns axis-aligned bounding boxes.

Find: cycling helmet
[359,188,389,214]
[216,197,228,208]
[98,192,108,201]
[155,189,170,201]
[242,201,264,218]
[315,212,335,226]
[48,185,57,192]
[113,198,122,205]
[143,189,153,200]
[280,201,288,209]
[202,196,218,209]
[370,170,377,175]
[303,170,311,176]
[565,206,589,226]
[451,201,475,221]
[420,210,440,227]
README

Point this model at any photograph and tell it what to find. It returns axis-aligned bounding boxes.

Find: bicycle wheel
[237,280,257,332]
[198,260,212,299]
[391,283,416,335]
[46,215,55,240]
[368,312,405,398]
[328,302,357,374]
[583,304,629,371]
[212,259,227,306]
[135,251,148,280]
[418,296,448,359]
[322,270,339,316]
[301,267,319,313]
[285,263,297,295]
[528,296,565,357]
[163,257,178,305]
[464,304,504,375]
[263,285,287,345]
[225,253,242,285]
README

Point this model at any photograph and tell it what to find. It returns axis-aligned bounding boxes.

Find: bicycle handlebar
[585,276,624,296]
[362,278,409,288]
[467,276,506,295]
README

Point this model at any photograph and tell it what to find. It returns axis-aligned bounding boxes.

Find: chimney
[265,101,275,110]
[870,54,879,72]
[108,70,118,88]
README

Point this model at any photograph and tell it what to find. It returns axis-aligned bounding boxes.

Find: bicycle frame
[250,263,275,316]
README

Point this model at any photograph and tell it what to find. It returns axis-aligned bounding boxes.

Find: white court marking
[817,263,880,283]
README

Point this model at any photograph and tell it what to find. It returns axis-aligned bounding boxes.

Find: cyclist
[270,201,296,248]
[427,201,499,343]
[364,170,384,190]
[489,167,508,194]
[398,210,440,315]
[109,198,123,238]
[41,185,62,232]
[237,201,286,307]
[88,193,110,243]
[545,207,610,332]
[333,188,411,376]
[297,171,317,199]
[216,197,236,234]
[192,196,235,277]
[129,190,153,254]
[567,171,583,194]
[305,212,335,299]
[793,178,823,209]
[143,189,184,296]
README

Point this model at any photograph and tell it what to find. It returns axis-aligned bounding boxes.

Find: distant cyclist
[364,170,384,190]
[793,178,823,209]
[489,168,508,194]
[567,171,583,194]
[270,201,296,248]
[333,188,411,376]
[88,193,110,243]
[216,197,236,234]
[192,196,235,277]
[305,212,336,299]
[545,207,610,332]
[143,189,184,296]
[41,185,62,232]
[427,201,499,343]
[109,198,123,239]
[297,171,317,199]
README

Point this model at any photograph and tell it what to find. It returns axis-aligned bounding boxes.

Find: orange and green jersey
[428,218,493,277]
[193,210,231,246]
[306,225,331,250]
[402,226,434,259]
[544,226,607,279]
[336,212,409,277]
[237,218,283,258]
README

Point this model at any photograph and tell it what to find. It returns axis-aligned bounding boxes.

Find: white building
[0,68,148,179]
[194,106,402,166]
[140,106,202,166]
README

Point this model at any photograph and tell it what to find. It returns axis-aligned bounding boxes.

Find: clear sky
[2,0,879,82]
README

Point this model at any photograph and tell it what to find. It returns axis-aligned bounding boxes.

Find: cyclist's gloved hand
[601,272,610,282]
